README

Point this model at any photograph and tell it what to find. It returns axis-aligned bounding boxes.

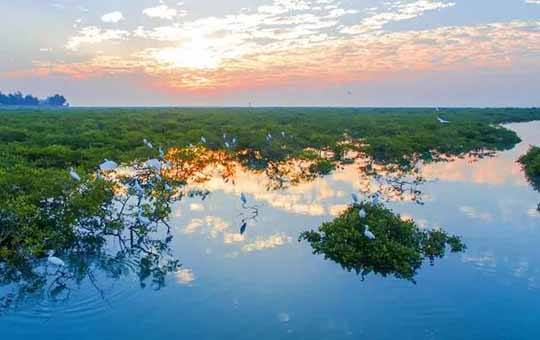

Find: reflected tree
[0,158,185,313]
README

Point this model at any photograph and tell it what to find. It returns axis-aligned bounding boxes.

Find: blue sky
[0,0,539,106]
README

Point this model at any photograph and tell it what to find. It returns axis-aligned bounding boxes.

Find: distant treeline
[0,91,68,107]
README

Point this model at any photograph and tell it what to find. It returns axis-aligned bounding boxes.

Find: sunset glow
[1,0,539,105]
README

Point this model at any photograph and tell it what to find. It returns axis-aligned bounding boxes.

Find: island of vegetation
[299,202,466,282]
[0,91,68,107]
[519,146,540,191]
[519,146,540,211]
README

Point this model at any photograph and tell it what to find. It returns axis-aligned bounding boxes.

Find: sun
[152,34,220,70]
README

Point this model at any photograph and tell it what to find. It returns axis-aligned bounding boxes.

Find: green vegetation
[519,146,540,192]
[0,165,183,312]
[0,107,538,281]
[299,203,466,282]
[1,107,538,170]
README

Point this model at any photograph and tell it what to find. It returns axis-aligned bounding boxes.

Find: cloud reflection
[241,233,292,253]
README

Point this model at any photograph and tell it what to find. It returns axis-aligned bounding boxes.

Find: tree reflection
[299,203,466,283]
[0,159,189,313]
[1,144,481,312]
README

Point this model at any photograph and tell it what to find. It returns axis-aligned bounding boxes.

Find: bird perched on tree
[69,167,81,181]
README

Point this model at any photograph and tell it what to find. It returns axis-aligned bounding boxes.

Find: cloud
[143,5,182,20]
[242,233,292,253]
[65,26,129,51]
[184,218,204,234]
[12,0,540,94]
[527,208,539,217]
[101,11,125,23]
[175,269,195,285]
[341,0,456,34]
[525,0,540,4]
[459,206,492,221]
[189,203,205,211]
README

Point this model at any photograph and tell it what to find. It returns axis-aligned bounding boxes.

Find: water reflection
[0,160,183,313]
[0,142,487,312]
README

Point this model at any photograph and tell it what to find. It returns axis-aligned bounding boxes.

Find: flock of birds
[63,110,447,264]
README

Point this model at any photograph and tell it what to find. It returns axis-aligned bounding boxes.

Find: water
[1,122,540,340]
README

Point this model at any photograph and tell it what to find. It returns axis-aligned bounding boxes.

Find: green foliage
[519,146,540,192]
[299,203,466,282]
[0,107,537,172]
[0,107,535,278]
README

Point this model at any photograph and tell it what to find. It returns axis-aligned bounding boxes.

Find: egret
[240,193,247,205]
[145,158,162,171]
[225,142,231,149]
[351,193,359,204]
[143,139,153,149]
[358,208,367,219]
[223,133,227,139]
[47,251,65,267]
[266,133,273,142]
[69,167,81,181]
[281,131,286,137]
[437,116,450,124]
[99,159,118,172]
[232,137,237,145]
[363,225,376,240]
[201,136,207,144]
[159,147,165,158]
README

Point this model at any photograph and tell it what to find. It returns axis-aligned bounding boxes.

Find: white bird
[240,193,247,205]
[223,133,227,139]
[266,133,273,141]
[281,131,286,137]
[189,143,194,148]
[143,139,154,149]
[99,159,118,172]
[437,116,450,124]
[363,225,376,240]
[351,193,359,204]
[225,142,231,149]
[69,167,81,181]
[159,147,165,158]
[358,208,367,219]
[47,251,65,267]
[201,136,207,144]
[144,158,162,171]
[232,137,237,145]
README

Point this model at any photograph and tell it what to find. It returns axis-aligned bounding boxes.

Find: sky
[0,0,539,107]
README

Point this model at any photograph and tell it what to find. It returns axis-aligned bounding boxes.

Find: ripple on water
[2,259,144,326]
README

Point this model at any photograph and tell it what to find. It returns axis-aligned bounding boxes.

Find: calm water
[1,122,540,340]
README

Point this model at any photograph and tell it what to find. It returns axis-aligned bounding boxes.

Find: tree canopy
[0,91,68,107]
